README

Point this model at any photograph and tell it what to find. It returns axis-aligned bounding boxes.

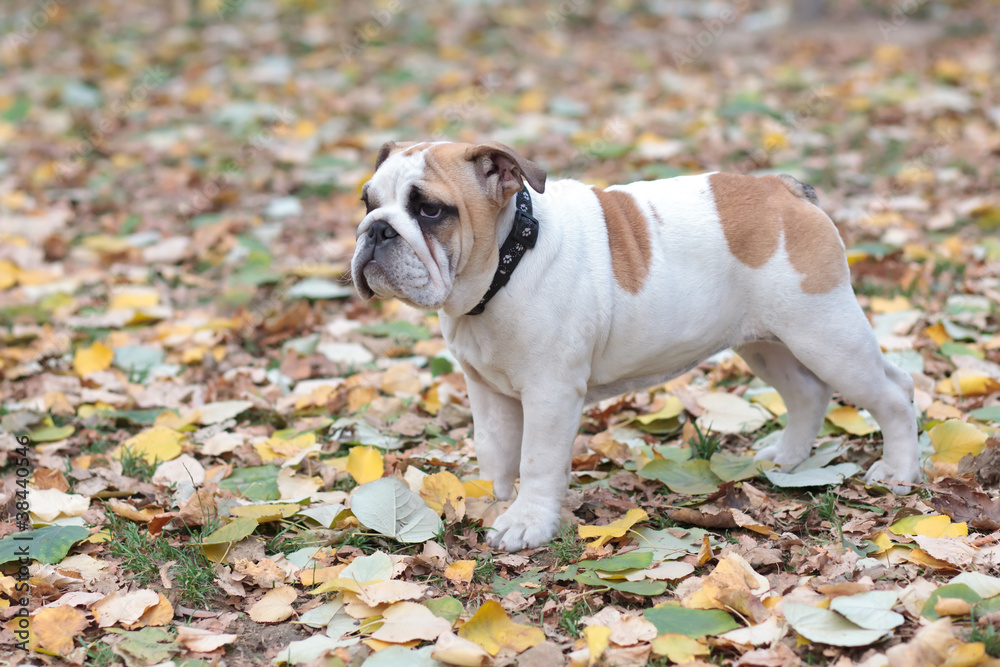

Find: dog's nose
[368,220,398,247]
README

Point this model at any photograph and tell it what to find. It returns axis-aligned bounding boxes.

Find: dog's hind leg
[768,294,921,492]
[736,341,832,468]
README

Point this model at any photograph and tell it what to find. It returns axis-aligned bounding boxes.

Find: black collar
[466,186,539,315]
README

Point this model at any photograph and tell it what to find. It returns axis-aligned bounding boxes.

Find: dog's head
[351,141,546,312]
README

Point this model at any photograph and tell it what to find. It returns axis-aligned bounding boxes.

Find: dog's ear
[374,141,419,171]
[466,142,547,204]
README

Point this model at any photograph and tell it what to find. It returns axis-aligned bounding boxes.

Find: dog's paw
[753,440,810,468]
[486,500,560,552]
[864,459,921,495]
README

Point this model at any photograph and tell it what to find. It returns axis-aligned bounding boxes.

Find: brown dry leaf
[91,590,160,628]
[124,592,173,629]
[32,606,89,655]
[369,601,452,643]
[683,553,771,623]
[248,586,298,623]
[176,626,238,652]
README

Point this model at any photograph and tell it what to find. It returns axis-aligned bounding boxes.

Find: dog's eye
[419,204,443,219]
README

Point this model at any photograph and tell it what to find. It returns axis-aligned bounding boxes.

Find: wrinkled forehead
[364,142,478,205]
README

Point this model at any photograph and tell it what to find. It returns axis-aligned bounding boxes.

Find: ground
[2,0,1000,666]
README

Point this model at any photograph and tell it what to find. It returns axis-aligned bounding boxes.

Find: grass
[106,511,219,609]
[85,638,117,667]
[549,522,585,566]
[687,422,722,460]
[473,555,497,585]
[969,608,1000,658]
[558,598,594,638]
[117,445,158,480]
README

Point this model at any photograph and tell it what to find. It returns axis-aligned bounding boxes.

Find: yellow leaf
[73,342,113,376]
[346,446,384,485]
[925,323,951,346]
[945,641,987,667]
[381,363,421,396]
[109,286,160,310]
[463,479,493,499]
[255,432,317,463]
[517,89,547,113]
[457,600,545,656]
[650,633,710,662]
[870,531,894,555]
[583,625,610,665]
[0,259,18,289]
[125,592,173,629]
[578,508,649,547]
[929,420,987,464]
[826,406,879,436]
[635,396,684,425]
[889,514,968,538]
[936,375,1000,397]
[32,606,89,655]
[116,426,184,464]
[749,391,787,417]
[870,295,912,313]
[762,130,788,152]
[348,386,379,413]
[444,560,475,585]
[421,471,465,515]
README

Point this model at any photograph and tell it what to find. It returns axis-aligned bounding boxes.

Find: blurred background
[0,0,998,387]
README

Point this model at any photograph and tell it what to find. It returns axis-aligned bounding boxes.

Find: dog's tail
[777,174,820,207]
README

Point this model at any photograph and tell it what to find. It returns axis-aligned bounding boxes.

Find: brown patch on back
[709,173,847,294]
[592,187,653,294]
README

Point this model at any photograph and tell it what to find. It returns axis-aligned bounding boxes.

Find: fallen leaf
[248,585,297,623]
[578,508,649,547]
[457,599,545,656]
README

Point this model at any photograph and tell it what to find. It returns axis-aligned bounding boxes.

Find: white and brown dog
[351,140,921,551]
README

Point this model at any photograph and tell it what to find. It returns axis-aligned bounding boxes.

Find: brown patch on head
[374,141,422,171]
[709,173,847,294]
[592,187,652,294]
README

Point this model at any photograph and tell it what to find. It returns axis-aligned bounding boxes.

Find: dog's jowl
[352,140,921,552]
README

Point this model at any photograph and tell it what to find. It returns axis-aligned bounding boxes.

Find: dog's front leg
[467,377,523,501]
[486,383,585,551]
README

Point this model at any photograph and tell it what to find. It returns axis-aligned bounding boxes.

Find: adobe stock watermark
[546,0,588,28]
[565,116,629,176]
[177,107,296,220]
[734,85,833,174]
[2,0,65,56]
[430,74,502,142]
[879,0,930,39]
[862,123,958,224]
[338,0,410,62]
[670,0,751,71]
[55,66,171,178]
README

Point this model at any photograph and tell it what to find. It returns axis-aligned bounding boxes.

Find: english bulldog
[351,140,921,552]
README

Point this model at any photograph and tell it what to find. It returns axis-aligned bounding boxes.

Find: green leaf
[631,526,709,561]
[113,345,166,374]
[638,458,721,494]
[350,477,442,543]
[492,568,545,597]
[429,356,453,377]
[28,425,75,443]
[709,451,766,482]
[578,551,654,573]
[940,341,984,360]
[783,601,890,646]
[643,602,739,637]
[200,517,259,545]
[970,406,1000,423]
[574,569,667,595]
[218,465,280,501]
[107,627,180,666]
[763,462,861,488]
[112,408,167,425]
[0,526,91,566]
[425,596,462,625]
[829,591,904,631]
[921,583,981,620]
[341,551,393,582]
[2,96,29,123]
[357,321,431,342]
